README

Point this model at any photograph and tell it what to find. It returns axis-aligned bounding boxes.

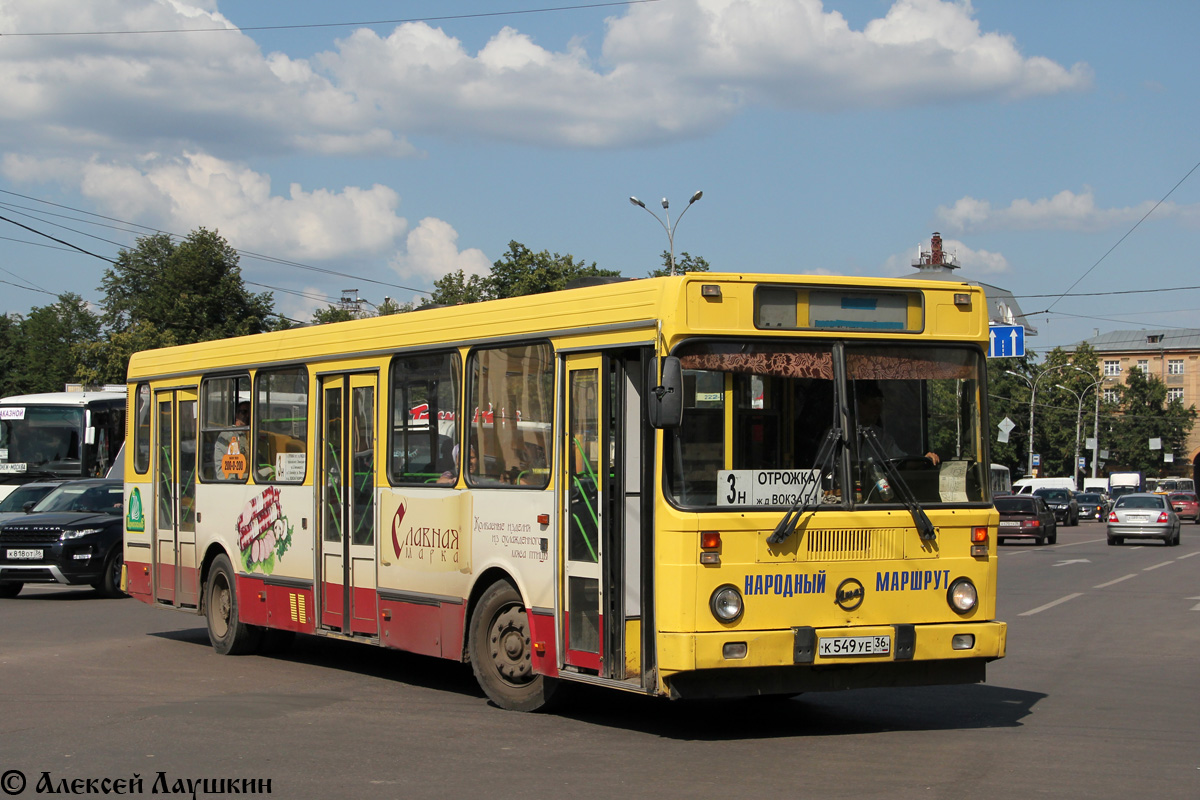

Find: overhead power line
[0,213,116,263]
[0,1,660,36]
[1013,284,1200,299]
[0,189,431,296]
[1041,157,1200,314]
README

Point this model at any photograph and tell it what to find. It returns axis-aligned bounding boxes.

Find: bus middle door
[317,373,378,635]
[153,388,199,607]
[561,351,646,681]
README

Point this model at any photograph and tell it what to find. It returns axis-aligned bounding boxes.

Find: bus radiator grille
[803,528,904,561]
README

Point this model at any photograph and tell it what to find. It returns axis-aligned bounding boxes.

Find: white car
[1106,493,1180,546]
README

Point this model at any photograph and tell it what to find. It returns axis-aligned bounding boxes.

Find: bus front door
[317,373,378,636]
[561,351,649,683]
[153,388,199,607]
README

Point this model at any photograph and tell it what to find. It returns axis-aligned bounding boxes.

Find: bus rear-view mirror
[648,356,683,429]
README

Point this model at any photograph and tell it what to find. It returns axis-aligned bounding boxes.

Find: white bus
[0,389,126,500]
[989,464,1012,495]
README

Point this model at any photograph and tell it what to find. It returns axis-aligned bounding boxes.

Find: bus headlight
[946,577,978,614]
[710,584,744,623]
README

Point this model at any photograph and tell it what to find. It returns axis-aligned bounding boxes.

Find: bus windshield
[665,340,987,508]
[0,397,125,485]
[0,406,84,473]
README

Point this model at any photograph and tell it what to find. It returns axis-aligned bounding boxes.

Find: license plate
[999,520,1019,527]
[7,549,42,560]
[818,635,891,657]
[1127,514,1148,522]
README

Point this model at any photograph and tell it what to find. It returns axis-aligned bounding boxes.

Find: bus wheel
[469,581,557,712]
[0,583,22,598]
[205,554,262,656]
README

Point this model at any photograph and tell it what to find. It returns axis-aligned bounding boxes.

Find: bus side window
[200,375,251,482]
[254,367,309,483]
[466,343,553,489]
[134,384,152,474]
[389,351,461,486]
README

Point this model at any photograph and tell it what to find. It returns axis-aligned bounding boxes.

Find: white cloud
[390,218,492,283]
[935,188,1194,232]
[0,0,1091,156]
[602,0,1091,112]
[3,151,409,261]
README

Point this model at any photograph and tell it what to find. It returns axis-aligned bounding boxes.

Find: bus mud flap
[792,626,816,664]
[893,624,915,660]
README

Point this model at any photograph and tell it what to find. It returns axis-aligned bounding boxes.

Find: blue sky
[1,0,1197,351]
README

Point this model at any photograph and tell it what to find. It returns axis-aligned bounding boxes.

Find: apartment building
[1074,328,1200,471]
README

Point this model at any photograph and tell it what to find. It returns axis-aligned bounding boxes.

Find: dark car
[0,479,124,598]
[996,494,1058,545]
[1075,492,1110,522]
[0,480,65,524]
[1033,487,1078,526]
[1167,492,1199,523]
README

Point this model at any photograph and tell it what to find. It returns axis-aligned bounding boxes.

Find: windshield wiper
[767,427,842,545]
[858,427,937,541]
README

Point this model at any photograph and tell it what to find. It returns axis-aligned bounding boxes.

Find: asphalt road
[2,520,1197,800]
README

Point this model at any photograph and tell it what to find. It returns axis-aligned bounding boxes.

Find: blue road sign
[989,324,1025,358]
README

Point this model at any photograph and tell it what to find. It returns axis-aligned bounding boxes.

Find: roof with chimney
[903,232,1038,336]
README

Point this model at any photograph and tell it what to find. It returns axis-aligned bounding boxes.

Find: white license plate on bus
[819,635,891,657]
[7,549,42,560]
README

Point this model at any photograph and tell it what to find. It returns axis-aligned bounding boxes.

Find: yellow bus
[122,273,1005,710]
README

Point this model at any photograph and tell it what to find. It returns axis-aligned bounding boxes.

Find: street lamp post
[1006,363,1080,478]
[1092,378,1104,478]
[1060,376,1104,489]
[629,190,703,275]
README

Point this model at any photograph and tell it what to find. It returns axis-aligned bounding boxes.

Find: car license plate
[1127,514,1148,522]
[999,520,1019,527]
[818,635,891,657]
[6,549,42,560]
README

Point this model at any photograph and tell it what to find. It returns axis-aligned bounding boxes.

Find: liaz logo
[126,488,145,532]
[835,578,865,611]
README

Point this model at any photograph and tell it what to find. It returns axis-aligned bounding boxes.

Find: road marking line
[1019,592,1084,616]
[1094,573,1137,588]
[1178,552,1200,560]
[1144,561,1174,571]
[1052,537,1105,548]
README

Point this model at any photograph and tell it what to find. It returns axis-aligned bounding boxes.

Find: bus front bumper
[657,621,1007,699]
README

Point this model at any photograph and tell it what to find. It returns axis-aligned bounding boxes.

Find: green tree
[427,269,489,306]
[99,228,274,342]
[1105,366,1197,476]
[76,321,179,387]
[376,297,411,316]
[311,305,358,325]
[985,350,1040,477]
[0,314,20,397]
[486,241,621,299]
[424,242,620,306]
[648,250,711,277]
[5,294,101,394]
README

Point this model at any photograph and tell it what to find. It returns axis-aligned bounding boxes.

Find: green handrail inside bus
[570,508,597,561]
